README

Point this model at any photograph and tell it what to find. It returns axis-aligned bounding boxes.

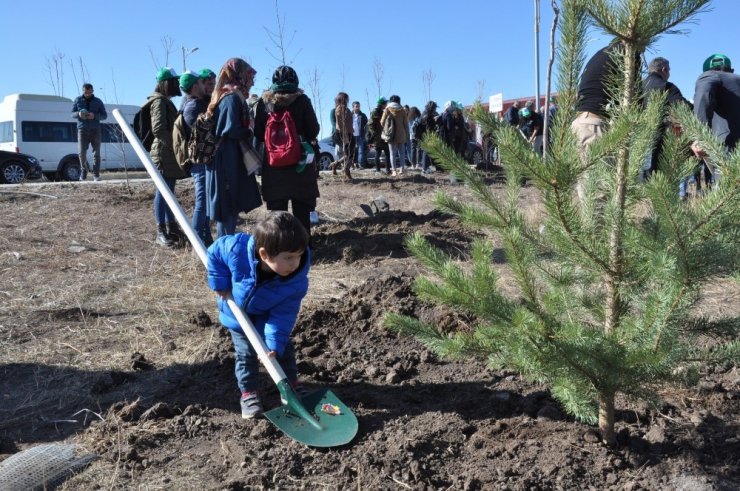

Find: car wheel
[470,149,484,167]
[0,160,28,184]
[60,158,82,181]
[318,152,334,171]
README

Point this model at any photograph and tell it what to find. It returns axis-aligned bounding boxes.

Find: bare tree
[69,56,90,93]
[264,0,301,66]
[149,36,176,70]
[542,0,560,160]
[476,79,488,102]
[422,68,435,103]
[372,58,385,98]
[108,68,133,193]
[305,67,325,138]
[45,49,65,96]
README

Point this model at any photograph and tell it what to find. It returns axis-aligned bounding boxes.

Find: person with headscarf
[254,66,321,239]
[205,58,262,237]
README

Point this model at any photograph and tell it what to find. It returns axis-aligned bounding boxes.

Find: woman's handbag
[240,140,262,175]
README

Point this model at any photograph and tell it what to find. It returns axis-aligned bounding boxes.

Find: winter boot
[156,224,176,248]
[343,162,353,181]
[166,221,186,248]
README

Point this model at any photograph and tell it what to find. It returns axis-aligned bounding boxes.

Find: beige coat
[380,102,409,145]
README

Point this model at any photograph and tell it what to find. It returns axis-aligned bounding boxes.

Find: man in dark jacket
[692,53,740,155]
[504,101,520,127]
[352,101,368,167]
[71,83,107,181]
[641,57,692,181]
[571,40,641,202]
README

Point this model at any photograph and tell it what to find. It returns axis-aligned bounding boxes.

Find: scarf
[269,82,299,94]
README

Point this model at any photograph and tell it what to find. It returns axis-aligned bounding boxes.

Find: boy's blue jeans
[228,327,298,393]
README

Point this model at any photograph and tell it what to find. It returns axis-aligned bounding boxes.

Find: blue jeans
[153,177,176,225]
[229,327,297,393]
[355,135,366,165]
[78,128,102,178]
[190,164,211,243]
[389,143,406,171]
[216,214,237,238]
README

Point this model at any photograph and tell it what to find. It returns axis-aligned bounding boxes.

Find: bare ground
[0,169,738,490]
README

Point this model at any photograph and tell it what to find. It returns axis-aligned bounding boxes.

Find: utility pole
[182,46,199,72]
[534,0,541,112]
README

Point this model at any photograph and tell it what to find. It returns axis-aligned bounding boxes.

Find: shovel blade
[264,388,358,447]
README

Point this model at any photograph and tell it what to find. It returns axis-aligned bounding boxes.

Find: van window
[0,121,12,143]
[102,123,129,143]
[21,121,77,143]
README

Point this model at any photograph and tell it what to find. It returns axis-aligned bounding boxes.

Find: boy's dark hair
[155,78,182,98]
[389,94,401,103]
[253,211,309,257]
[82,83,93,91]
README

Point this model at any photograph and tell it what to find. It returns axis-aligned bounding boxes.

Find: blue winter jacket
[206,233,310,356]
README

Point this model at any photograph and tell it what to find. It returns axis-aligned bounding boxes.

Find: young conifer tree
[386,0,738,444]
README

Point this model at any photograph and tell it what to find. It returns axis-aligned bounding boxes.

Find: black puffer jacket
[254,90,321,203]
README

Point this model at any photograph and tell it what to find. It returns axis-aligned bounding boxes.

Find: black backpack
[133,101,154,151]
[188,111,221,165]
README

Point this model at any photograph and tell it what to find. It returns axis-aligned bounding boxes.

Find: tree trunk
[598,392,616,445]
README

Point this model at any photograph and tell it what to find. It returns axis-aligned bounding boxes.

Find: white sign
[489,93,503,113]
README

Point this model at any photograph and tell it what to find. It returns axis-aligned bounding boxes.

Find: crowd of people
[571,42,738,203]
[327,94,475,177]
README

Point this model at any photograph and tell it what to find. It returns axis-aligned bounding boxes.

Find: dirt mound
[1,177,738,490]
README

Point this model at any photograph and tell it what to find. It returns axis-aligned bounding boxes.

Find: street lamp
[182,46,199,72]
[534,0,541,112]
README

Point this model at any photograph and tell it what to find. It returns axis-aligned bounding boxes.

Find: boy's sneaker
[240,391,263,419]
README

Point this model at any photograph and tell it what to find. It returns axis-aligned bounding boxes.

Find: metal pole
[181,46,186,72]
[110,108,287,385]
[534,0,541,112]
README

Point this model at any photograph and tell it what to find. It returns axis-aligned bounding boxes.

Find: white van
[0,93,142,181]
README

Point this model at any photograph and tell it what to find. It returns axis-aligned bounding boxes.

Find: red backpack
[264,109,301,167]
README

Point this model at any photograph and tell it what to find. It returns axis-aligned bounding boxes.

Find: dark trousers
[266,198,314,239]
[78,128,102,178]
[375,141,391,172]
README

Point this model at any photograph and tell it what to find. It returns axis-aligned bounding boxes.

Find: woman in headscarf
[254,66,321,240]
[206,58,262,237]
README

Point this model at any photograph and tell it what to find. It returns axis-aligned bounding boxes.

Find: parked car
[317,137,335,170]
[465,140,485,167]
[0,150,42,184]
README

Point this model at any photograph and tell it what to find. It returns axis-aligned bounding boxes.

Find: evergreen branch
[551,186,613,274]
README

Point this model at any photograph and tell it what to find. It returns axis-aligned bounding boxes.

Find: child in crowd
[207,211,311,419]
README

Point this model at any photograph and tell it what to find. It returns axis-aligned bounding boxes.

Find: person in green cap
[179,70,212,245]
[692,53,740,157]
[368,97,390,174]
[199,68,217,98]
[144,67,185,247]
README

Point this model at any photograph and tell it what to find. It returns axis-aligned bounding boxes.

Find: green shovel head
[264,385,358,447]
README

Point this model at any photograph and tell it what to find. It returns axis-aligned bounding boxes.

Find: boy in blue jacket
[207,211,310,419]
